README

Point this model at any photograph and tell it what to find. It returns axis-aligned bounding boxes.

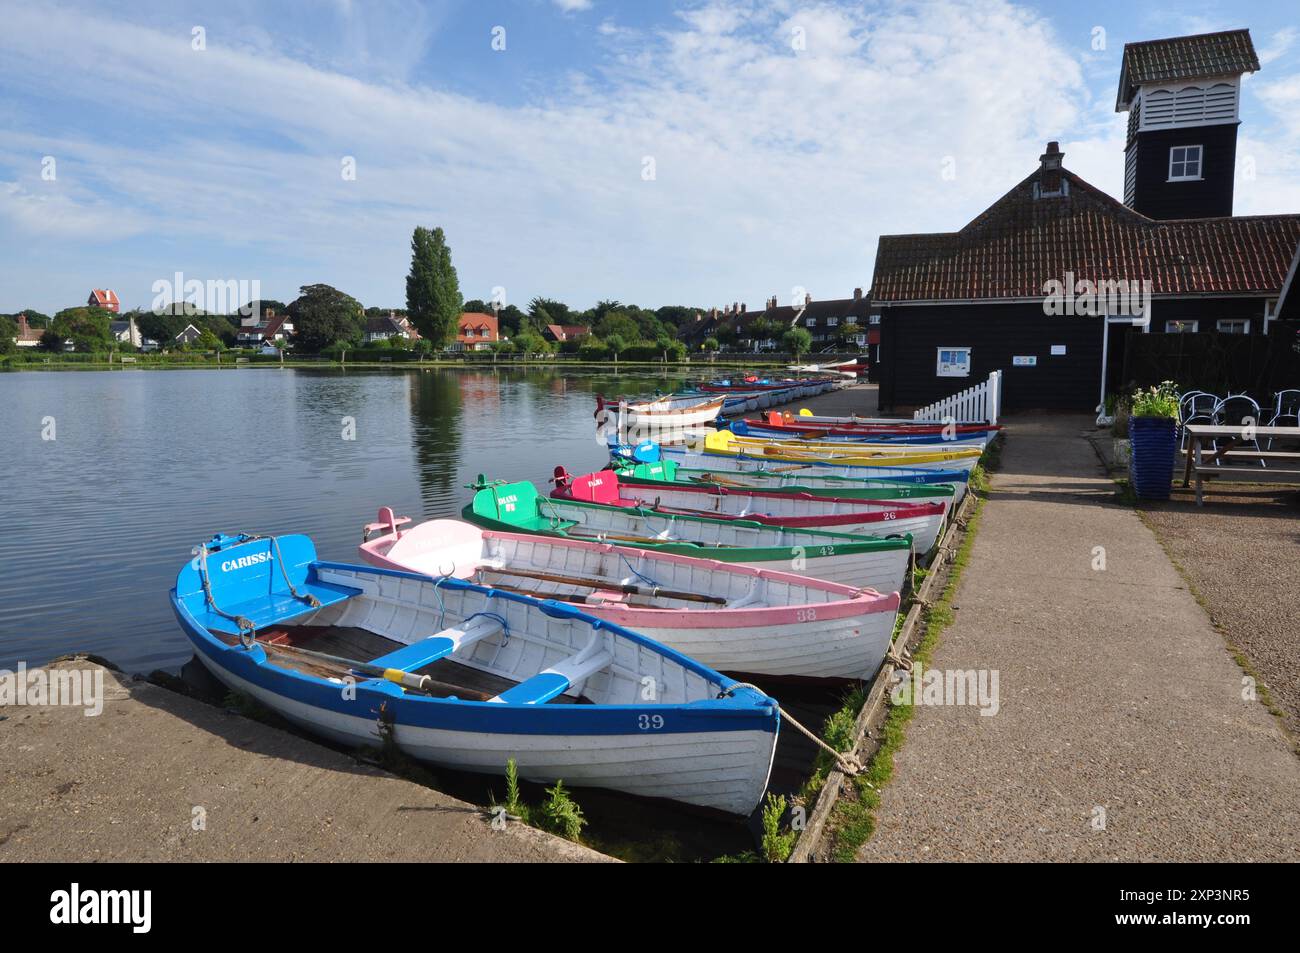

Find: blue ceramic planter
[1128,416,1178,500]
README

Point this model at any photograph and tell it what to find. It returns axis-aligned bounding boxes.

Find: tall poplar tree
[405,226,462,347]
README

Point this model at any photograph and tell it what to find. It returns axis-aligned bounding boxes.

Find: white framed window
[1168,145,1203,181]
[868,314,881,325]
[1216,318,1250,334]
[936,347,971,377]
[805,317,816,327]
[826,316,839,327]
[1264,299,1278,334]
[1165,319,1199,333]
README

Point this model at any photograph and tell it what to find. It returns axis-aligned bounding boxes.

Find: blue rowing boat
[171,532,779,815]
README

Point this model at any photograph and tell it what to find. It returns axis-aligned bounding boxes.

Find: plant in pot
[1127,381,1180,500]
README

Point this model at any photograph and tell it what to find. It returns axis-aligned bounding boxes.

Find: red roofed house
[870,29,1300,413]
[453,312,499,352]
[88,289,121,312]
[543,324,590,344]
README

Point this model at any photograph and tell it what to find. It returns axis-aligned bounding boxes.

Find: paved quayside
[857,414,1300,862]
[0,660,608,862]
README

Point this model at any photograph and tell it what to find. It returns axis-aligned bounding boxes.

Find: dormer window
[1168,145,1203,181]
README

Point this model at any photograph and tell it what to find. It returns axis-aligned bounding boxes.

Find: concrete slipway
[0,660,607,862]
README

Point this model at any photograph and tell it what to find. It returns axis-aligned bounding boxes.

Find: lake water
[0,366,690,673]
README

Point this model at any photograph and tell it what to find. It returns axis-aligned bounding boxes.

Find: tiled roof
[89,288,121,310]
[365,315,403,336]
[1117,29,1259,108]
[545,324,590,340]
[457,312,498,341]
[871,162,1300,303]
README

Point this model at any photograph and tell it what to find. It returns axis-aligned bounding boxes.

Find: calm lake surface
[0,366,690,673]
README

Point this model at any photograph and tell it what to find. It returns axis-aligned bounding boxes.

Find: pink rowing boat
[358,509,900,682]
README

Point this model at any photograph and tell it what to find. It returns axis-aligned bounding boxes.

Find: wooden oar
[476,580,663,610]
[480,566,726,605]
[257,639,493,700]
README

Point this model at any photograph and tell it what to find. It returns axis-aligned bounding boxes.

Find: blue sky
[1,0,1298,315]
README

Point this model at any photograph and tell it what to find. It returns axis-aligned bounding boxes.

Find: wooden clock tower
[1116,30,1260,220]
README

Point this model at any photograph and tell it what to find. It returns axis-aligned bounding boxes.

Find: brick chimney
[804,292,812,306]
[740,303,746,314]
[1037,141,1065,197]
[853,287,862,301]
[17,313,30,336]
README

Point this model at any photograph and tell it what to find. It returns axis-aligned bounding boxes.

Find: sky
[1,0,1298,315]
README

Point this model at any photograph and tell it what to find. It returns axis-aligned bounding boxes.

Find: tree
[497,304,526,339]
[594,312,640,343]
[406,226,462,347]
[288,284,365,353]
[703,336,720,353]
[528,297,573,328]
[51,307,114,352]
[605,333,628,364]
[137,310,188,348]
[513,327,549,355]
[38,329,63,352]
[197,328,224,351]
[782,326,812,360]
[0,315,16,355]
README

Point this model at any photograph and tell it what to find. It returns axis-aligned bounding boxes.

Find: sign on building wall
[936,347,971,377]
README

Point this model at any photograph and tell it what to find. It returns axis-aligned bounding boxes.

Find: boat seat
[199,580,358,636]
[490,637,613,705]
[367,615,505,672]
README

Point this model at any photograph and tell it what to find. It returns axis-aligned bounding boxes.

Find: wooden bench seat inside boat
[251,624,590,704]
[490,635,613,705]
[365,615,504,672]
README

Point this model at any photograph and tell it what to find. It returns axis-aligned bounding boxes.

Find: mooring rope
[269,535,321,609]
[718,681,864,776]
[197,544,258,647]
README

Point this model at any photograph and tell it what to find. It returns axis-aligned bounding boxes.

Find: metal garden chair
[1265,389,1300,450]
[1178,391,1217,450]
[1211,394,1265,467]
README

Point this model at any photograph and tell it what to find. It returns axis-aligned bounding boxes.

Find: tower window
[1168,145,1203,181]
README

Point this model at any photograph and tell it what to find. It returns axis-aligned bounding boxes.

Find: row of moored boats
[171,381,997,818]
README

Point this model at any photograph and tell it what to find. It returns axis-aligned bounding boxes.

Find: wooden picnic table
[1181,423,1300,505]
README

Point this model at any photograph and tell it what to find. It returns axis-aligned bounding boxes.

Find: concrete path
[858,414,1300,862]
[0,661,608,862]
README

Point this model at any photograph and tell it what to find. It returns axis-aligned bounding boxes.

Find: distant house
[679,293,871,351]
[364,312,409,343]
[544,324,590,343]
[174,324,204,346]
[88,289,121,313]
[13,313,44,348]
[109,317,146,349]
[453,312,499,351]
[235,308,293,347]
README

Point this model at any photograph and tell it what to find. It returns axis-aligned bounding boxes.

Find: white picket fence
[913,370,1002,424]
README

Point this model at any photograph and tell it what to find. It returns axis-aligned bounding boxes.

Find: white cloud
[9,0,1280,314]
[554,0,593,12]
